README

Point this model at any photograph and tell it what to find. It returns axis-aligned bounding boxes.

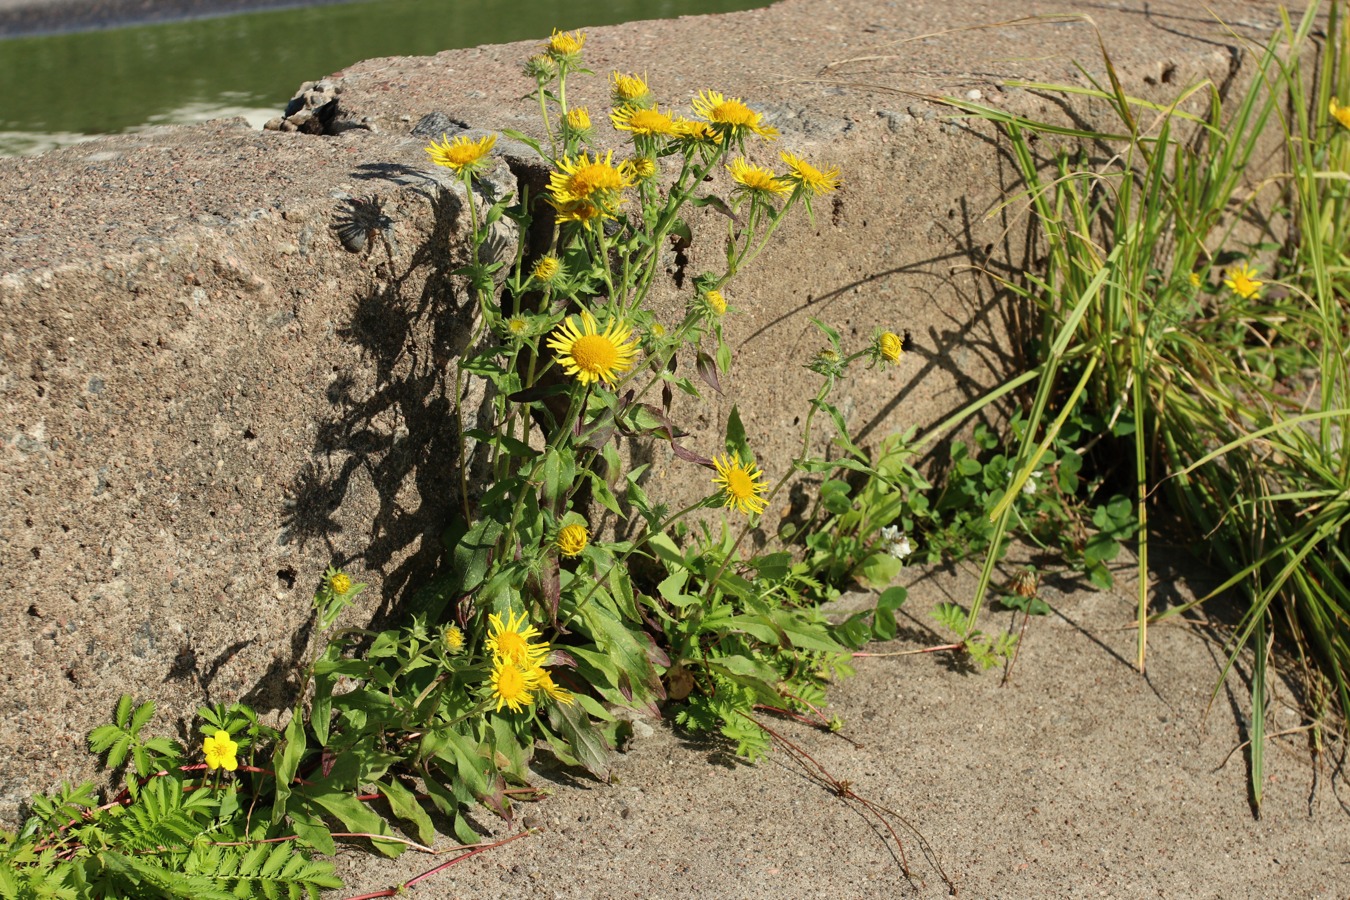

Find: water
[0,0,768,156]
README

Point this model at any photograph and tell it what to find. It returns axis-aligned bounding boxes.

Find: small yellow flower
[1331,97,1350,130]
[531,254,562,283]
[705,289,727,316]
[443,624,464,652]
[328,572,352,595]
[727,158,791,196]
[1224,263,1263,300]
[611,71,652,107]
[1188,271,1202,288]
[546,28,585,60]
[506,316,530,336]
[566,106,592,133]
[675,118,722,145]
[547,309,640,387]
[534,666,574,705]
[425,133,497,176]
[692,90,779,140]
[712,452,769,516]
[486,608,549,666]
[780,151,840,194]
[548,151,635,225]
[877,330,912,364]
[557,522,589,557]
[203,730,239,772]
[490,658,539,713]
[611,105,681,138]
[627,156,657,180]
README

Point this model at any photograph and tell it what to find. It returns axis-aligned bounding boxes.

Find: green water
[0,0,768,155]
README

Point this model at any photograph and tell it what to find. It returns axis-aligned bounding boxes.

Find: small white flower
[879,525,913,560]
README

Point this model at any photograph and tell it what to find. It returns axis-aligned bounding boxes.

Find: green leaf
[855,552,904,590]
[454,516,503,594]
[547,699,610,779]
[271,707,307,825]
[724,406,750,460]
[379,778,435,846]
[872,586,908,640]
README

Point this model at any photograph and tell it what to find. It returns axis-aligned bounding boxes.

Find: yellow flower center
[570,334,620,376]
[558,523,589,557]
[624,109,675,133]
[707,290,727,315]
[329,573,351,595]
[710,98,754,125]
[494,630,531,662]
[507,317,528,335]
[723,467,756,501]
[567,162,625,199]
[498,664,526,694]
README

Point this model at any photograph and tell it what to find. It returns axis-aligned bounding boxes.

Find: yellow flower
[627,156,657,180]
[876,330,913,364]
[780,151,840,194]
[425,133,497,176]
[443,624,464,652]
[691,90,779,140]
[557,523,589,557]
[203,730,239,772]
[531,254,562,283]
[705,289,727,316]
[611,71,652,107]
[712,452,769,516]
[534,666,574,705]
[675,117,723,145]
[549,150,634,204]
[490,658,539,713]
[486,607,549,666]
[546,28,585,60]
[1188,272,1202,288]
[727,158,791,196]
[547,309,640,387]
[611,105,681,138]
[506,316,530,336]
[1331,97,1350,130]
[552,200,607,228]
[566,107,592,133]
[1224,263,1263,300]
[328,572,351,595]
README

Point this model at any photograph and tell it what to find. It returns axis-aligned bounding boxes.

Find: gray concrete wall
[0,0,1285,822]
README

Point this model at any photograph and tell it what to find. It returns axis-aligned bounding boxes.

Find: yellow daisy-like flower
[486,607,549,666]
[705,289,727,316]
[328,572,351,595]
[1188,271,1202,288]
[727,158,791,196]
[780,151,840,194]
[611,105,681,138]
[546,28,585,60]
[531,255,562,283]
[692,90,779,140]
[1331,97,1350,130]
[1224,263,1263,300]
[443,624,464,652]
[203,730,239,772]
[557,522,589,557]
[547,309,640,387]
[548,150,634,205]
[534,666,574,705]
[490,658,539,713]
[611,71,652,107]
[425,133,497,176]
[712,452,769,516]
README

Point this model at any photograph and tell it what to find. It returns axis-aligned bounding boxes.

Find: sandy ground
[328,548,1349,899]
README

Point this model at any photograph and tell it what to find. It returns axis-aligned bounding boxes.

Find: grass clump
[931,2,1350,810]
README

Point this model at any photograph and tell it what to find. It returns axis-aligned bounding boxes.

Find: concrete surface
[2,0,1342,896]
